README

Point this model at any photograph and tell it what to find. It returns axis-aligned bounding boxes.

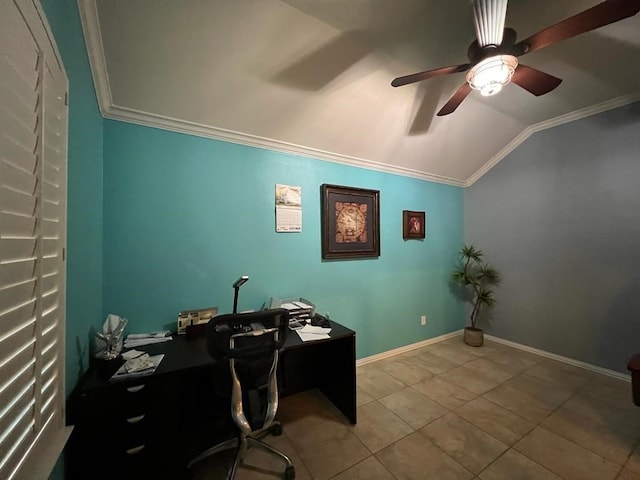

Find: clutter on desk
[296,324,331,342]
[177,306,218,334]
[110,353,165,382]
[124,331,172,349]
[94,313,127,360]
[269,297,316,327]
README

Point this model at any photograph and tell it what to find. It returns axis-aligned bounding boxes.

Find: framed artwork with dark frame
[403,210,425,239]
[321,184,380,259]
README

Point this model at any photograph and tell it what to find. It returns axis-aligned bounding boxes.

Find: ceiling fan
[391,0,640,116]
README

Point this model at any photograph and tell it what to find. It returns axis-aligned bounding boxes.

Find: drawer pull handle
[126,444,145,455]
[126,385,145,393]
[126,414,145,424]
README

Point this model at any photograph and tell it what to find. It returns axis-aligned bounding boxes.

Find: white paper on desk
[110,354,164,381]
[297,331,330,342]
[299,325,331,335]
[127,331,171,340]
[124,336,172,348]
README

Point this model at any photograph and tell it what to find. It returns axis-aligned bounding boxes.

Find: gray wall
[465,101,640,374]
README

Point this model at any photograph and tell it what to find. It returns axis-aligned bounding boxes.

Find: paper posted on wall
[275,184,302,232]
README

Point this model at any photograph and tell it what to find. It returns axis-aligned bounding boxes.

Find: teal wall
[40,1,104,478]
[103,121,465,358]
[40,0,104,395]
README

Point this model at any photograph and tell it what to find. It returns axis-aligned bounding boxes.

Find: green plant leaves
[453,244,500,328]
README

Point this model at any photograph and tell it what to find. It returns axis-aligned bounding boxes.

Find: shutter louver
[0,1,68,478]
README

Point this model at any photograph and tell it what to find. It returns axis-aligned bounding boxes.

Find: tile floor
[191,336,640,480]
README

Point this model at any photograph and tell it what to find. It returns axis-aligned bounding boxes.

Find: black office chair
[188,308,295,480]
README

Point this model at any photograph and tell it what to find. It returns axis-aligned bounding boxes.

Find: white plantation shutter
[0,1,68,479]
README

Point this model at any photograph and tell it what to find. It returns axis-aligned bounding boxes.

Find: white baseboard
[356,330,463,366]
[357,330,631,382]
[484,334,631,382]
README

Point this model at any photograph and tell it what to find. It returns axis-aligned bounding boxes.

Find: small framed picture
[403,210,425,239]
[321,184,380,259]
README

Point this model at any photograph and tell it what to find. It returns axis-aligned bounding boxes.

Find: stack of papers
[296,324,331,342]
[281,301,315,325]
[124,331,172,348]
[110,352,164,381]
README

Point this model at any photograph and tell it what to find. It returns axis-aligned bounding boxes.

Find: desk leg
[317,335,357,424]
[280,334,357,424]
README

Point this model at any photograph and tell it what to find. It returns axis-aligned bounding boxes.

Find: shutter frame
[0,1,69,479]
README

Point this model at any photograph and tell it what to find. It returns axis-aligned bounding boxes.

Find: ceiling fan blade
[514,0,640,56]
[437,83,472,116]
[391,64,471,87]
[511,64,563,96]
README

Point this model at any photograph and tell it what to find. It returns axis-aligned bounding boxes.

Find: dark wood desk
[66,320,356,479]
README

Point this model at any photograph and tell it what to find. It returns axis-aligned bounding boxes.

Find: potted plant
[452,244,500,347]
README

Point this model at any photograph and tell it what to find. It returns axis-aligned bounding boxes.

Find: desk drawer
[79,379,153,419]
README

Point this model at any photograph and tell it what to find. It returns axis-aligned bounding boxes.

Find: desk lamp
[232,275,249,313]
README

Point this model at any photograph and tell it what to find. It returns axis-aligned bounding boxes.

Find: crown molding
[76,0,112,116]
[103,103,467,186]
[77,0,640,190]
[464,91,640,187]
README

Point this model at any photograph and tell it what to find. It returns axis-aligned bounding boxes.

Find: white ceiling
[79,0,640,186]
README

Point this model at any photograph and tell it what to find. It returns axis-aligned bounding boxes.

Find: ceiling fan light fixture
[466,54,518,96]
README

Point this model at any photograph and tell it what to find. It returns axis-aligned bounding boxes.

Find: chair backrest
[206,309,289,431]
[207,308,289,362]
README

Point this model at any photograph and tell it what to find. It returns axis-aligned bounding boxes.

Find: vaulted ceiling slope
[79,0,640,186]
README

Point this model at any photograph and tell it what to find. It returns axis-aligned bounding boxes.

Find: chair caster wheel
[284,465,295,479]
[272,424,283,436]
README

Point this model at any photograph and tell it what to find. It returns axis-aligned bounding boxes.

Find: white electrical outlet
[421,315,426,326]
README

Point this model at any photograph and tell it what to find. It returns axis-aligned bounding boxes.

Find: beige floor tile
[484,349,542,374]
[277,391,348,438]
[478,449,563,480]
[376,431,473,480]
[350,400,413,453]
[525,361,592,390]
[378,355,434,385]
[581,375,635,409]
[456,397,534,445]
[409,350,460,375]
[329,456,395,480]
[464,357,518,383]
[542,407,636,465]
[286,423,369,480]
[562,393,640,439]
[623,443,640,473]
[379,386,448,429]
[357,365,407,399]
[505,372,577,407]
[439,336,500,356]
[428,343,483,364]
[439,365,503,395]
[412,375,477,409]
[514,427,621,480]
[357,386,375,407]
[191,432,311,480]
[482,384,556,423]
[420,413,508,474]
[617,465,640,480]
